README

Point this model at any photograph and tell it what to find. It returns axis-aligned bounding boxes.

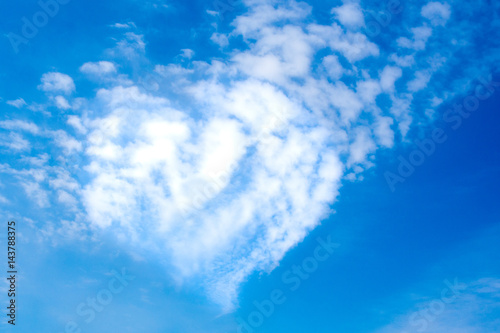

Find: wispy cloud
[38,72,75,95]
[6,98,27,109]
[375,278,500,333]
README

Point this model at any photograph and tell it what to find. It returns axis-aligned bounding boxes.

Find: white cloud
[0,120,40,134]
[397,26,433,51]
[348,126,376,166]
[49,169,80,192]
[54,95,71,110]
[331,2,365,29]
[6,98,27,108]
[375,278,500,333]
[50,130,83,154]
[421,2,451,26]
[308,23,379,62]
[390,94,413,137]
[180,49,194,59]
[374,116,394,148]
[80,61,117,75]
[390,54,415,67]
[110,22,136,29]
[357,79,382,104]
[232,1,311,38]
[57,190,78,208]
[0,195,8,204]
[80,78,347,312]
[210,33,229,47]
[323,55,344,80]
[232,25,315,84]
[38,72,75,95]
[408,70,432,92]
[67,115,88,135]
[111,32,146,59]
[21,181,49,208]
[57,219,88,240]
[206,9,219,17]
[20,153,50,167]
[380,66,403,92]
[0,133,30,151]
[155,64,195,77]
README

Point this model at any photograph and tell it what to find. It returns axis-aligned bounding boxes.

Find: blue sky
[1,0,500,332]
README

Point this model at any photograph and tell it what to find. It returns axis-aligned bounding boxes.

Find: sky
[0,0,499,332]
